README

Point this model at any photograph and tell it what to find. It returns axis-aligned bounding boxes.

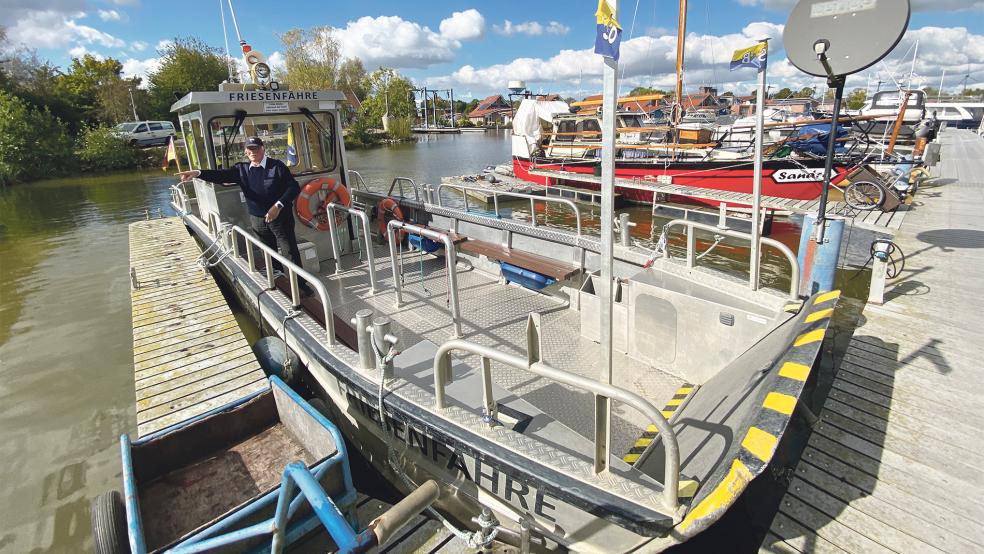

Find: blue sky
[2,1,982,99]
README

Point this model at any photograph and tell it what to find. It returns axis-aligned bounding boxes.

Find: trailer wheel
[91,491,131,554]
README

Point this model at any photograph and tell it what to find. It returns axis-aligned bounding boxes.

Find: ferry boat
[166,74,841,552]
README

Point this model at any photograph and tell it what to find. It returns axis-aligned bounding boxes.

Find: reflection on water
[0,171,174,552]
[0,133,866,551]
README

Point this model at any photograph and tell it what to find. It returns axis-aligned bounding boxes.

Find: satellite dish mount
[783,0,911,242]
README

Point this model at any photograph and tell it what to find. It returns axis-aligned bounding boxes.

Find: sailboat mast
[674,0,688,123]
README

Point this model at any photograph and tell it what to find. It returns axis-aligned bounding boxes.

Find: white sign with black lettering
[772,168,825,183]
[263,101,289,113]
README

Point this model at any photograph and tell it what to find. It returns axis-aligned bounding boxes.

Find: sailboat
[509,1,858,207]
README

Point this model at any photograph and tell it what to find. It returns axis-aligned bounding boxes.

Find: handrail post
[443,233,463,338]
[325,208,343,275]
[685,225,695,268]
[387,225,403,307]
[530,198,537,227]
[264,251,275,289]
[493,193,500,217]
[288,268,300,307]
[357,211,379,294]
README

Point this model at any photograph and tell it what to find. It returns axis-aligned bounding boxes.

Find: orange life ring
[295,178,351,231]
[377,198,406,241]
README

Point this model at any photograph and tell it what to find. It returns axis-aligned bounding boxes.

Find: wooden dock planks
[129,217,266,437]
[761,130,984,553]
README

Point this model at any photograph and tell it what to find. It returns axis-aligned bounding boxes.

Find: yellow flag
[595,0,621,29]
[286,125,299,166]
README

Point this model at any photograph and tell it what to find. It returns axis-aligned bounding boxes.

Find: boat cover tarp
[786,123,848,156]
[513,99,571,150]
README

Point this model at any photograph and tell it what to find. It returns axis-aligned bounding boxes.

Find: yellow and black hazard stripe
[623,383,695,465]
[678,289,841,535]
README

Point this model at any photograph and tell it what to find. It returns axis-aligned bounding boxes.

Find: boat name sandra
[345,389,560,522]
[226,91,321,102]
[772,168,826,183]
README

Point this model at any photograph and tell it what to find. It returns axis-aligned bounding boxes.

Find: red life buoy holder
[295,177,351,231]
[377,198,406,241]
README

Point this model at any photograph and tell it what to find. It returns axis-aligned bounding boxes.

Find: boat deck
[129,217,266,437]
[319,245,686,454]
[760,129,984,552]
[528,168,910,232]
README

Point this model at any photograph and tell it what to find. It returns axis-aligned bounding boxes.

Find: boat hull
[512,156,851,207]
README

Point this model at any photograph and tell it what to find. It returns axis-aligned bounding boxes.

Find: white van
[114,121,176,147]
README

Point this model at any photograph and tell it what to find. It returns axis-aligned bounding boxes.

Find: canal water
[0,131,865,551]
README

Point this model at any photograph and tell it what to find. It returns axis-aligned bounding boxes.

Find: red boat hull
[513,156,850,207]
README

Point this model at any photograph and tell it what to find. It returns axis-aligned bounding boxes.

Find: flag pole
[749,38,769,290]
[596,0,618,474]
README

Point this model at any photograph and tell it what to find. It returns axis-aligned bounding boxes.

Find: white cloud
[122,56,160,85]
[493,20,570,36]
[428,22,984,98]
[439,9,485,41]
[266,51,286,74]
[4,9,126,49]
[156,39,173,51]
[97,9,121,21]
[68,45,103,60]
[130,40,148,52]
[335,15,460,69]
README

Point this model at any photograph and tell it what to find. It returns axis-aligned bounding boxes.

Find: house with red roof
[468,95,513,126]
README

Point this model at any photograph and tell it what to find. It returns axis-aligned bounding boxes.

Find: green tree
[279,26,342,90]
[147,37,228,120]
[337,58,367,99]
[845,88,868,110]
[628,86,669,97]
[0,90,75,184]
[359,67,415,128]
[795,87,815,98]
[58,55,144,125]
[771,87,793,99]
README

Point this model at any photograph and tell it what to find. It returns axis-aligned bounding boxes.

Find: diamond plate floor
[318,244,685,454]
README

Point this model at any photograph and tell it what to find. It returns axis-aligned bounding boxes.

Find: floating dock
[129,217,266,437]
[761,129,984,553]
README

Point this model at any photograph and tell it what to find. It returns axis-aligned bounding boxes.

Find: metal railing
[431,321,681,513]
[324,203,378,294]
[229,225,336,346]
[386,220,462,338]
[435,183,583,236]
[389,177,422,202]
[170,182,191,213]
[662,219,800,299]
[346,170,370,191]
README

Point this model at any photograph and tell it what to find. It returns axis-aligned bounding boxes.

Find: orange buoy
[295,178,351,231]
[377,197,406,241]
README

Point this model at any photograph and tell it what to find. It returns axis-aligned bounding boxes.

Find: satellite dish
[784,0,910,77]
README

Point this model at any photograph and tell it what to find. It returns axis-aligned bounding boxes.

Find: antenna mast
[219,0,234,81]
[226,0,244,44]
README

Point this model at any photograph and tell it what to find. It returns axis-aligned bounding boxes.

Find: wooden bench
[457,238,581,281]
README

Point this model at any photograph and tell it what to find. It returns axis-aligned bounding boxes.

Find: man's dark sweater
[198,157,300,217]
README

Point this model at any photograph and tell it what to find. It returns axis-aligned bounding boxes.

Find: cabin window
[135,124,148,133]
[181,119,208,170]
[208,112,337,175]
[556,120,576,142]
[149,122,164,131]
[576,119,601,141]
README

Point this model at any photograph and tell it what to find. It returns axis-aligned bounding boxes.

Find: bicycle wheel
[844,181,884,210]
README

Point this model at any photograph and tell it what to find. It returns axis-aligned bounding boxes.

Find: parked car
[114,121,176,147]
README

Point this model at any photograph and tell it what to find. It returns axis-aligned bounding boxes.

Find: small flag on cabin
[730,42,768,72]
[286,126,299,167]
[594,0,622,61]
[162,135,178,171]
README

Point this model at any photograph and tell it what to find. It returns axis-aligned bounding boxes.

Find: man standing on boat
[177,136,304,270]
